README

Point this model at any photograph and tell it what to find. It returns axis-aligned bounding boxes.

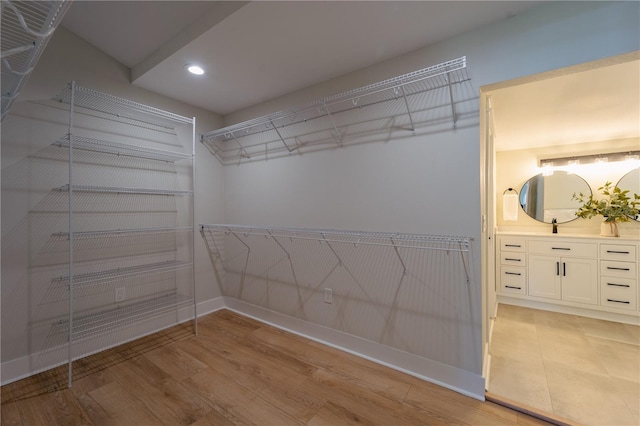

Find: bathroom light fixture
[539,150,640,168]
[186,64,205,75]
[625,153,640,162]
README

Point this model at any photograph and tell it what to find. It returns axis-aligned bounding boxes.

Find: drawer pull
[607,299,630,304]
[505,272,522,276]
[505,244,521,248]
[607,267,630,271]
[607,250,630,254]
[505,286,522,290]
[552,247,571,251]
[505,258,521,262]
[607,282,630,288]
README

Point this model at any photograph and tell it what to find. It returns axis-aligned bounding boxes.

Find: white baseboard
[1,297,226,386]
[2,295,485,400]
[223,297,486,401]
[196,296,226,317]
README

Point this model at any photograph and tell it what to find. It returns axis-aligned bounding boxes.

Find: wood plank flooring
[1,310,551,425]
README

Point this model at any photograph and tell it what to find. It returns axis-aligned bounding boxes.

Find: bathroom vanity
[496,233,639,322]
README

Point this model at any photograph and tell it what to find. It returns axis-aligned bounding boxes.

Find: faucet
[552,218,558,234]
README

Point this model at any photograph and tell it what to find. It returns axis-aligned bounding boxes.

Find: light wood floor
[2,309,550,425]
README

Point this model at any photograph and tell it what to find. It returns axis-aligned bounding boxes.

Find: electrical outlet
[324,288,333,304]
[115,287,126,302]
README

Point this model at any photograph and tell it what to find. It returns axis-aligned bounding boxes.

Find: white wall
[1,28,226,374]
[220,0,640,390]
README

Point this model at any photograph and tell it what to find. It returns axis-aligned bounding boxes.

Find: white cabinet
[527,255,561,299]
[560,258,599,304]
[528,255,598,304]
[527,240,598,305]
[600,244,637,311]
[496,234,639,318]
[497,237,527,295]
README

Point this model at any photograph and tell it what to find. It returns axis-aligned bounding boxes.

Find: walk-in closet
[2,1,639,425]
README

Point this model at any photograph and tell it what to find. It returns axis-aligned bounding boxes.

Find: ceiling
[61,0,543,116]
[490,58,640,151]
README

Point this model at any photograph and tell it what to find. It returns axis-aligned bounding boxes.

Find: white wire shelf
[52,135,192,162]
[51,260,193,286]
[54,84,193,128]
[47,292,194,342]
[200,224,471,252]
[200,224,472,291]
[202,57,472,165]
[52,226,193,240]
[55,184,193,196]
[1,0,72,120]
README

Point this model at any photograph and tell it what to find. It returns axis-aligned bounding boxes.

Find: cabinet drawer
[499,266,526,295]
[528,240,597,258]
[500,239,525,253]
[600,260,637,279]
[601,280,637,311]
[500,252,526,266]
[600,244,636,261]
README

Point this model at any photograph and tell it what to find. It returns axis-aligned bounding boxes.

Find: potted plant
[573,182,640,237]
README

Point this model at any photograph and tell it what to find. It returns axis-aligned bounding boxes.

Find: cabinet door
[528,255,561,299]
[562,258,598,305]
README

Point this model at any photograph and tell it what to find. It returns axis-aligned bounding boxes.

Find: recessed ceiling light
[186,64,205,75]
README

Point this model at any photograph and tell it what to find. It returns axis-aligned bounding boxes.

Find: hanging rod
[200,224,471,252]
[202,57,471,165]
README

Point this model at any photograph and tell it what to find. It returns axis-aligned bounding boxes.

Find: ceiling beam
[131,1,249,83]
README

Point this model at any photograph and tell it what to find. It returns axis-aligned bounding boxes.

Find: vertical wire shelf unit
[52,82,196,387]
[1,0,72,120]
[201,56,473,165]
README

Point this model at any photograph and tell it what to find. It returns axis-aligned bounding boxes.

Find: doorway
[480,51,640,425]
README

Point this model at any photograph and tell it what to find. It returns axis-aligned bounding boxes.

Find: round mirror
[616,167,640,221]
[520,171,591,223]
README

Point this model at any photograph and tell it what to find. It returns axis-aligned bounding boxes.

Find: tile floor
[488,304,640,426]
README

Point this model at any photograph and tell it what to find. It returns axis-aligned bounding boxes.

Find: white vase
[600,221,619,237]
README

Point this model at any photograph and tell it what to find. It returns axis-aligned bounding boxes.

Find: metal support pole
[191,117,198,335]
[67,81,75,388]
